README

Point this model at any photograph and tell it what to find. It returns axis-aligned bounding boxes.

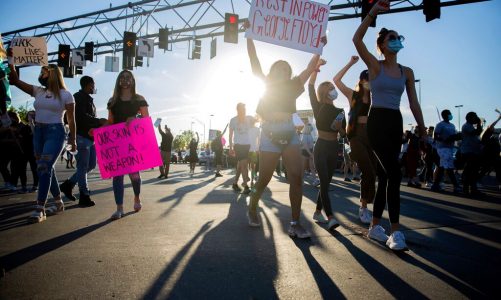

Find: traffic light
[210,38,217,60]
[361,0,377,27]
[224,13,239,44]
[423,0,441,22]
[57,44,71,68]
[63,66,74,78]
[123,31,136,57]
[159,28,169,50]
[135,55,143,67]
[84,42,94,61]
[192,40,201,60]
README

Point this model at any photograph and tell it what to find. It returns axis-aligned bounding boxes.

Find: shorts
[248,151,258,164]
[437,147,454,169]
[259,121,300,153]
[234,144,250,161]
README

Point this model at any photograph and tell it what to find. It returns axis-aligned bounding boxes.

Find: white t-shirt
[248,126,260,152]
[33,86,74,124]
[229,115,254,145]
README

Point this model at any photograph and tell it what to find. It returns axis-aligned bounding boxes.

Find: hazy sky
[2,0,500,143]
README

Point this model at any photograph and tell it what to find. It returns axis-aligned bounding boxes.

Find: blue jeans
[68,135,96,196]
[33,123,65,204]
[112,172,141,205]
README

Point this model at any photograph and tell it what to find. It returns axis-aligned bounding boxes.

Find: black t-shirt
[160,130,173,152]
[107,96,148,124]
[256,77,304,120]
[308,84,345,133]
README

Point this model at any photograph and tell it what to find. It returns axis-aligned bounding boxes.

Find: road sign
[137,38,154,58]
[72,49,86,67]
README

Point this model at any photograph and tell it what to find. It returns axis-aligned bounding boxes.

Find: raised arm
[308,58,326,86]
[244,21,265,80]
[8,64,34,96]
[298,37,327,84]
[404,67,426,138]
[333,56,358,101]
[353,0,389,74]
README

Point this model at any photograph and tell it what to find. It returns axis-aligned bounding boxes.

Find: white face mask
[328,88,338,100]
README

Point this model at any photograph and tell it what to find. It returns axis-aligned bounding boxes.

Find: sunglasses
[388,34,405,42]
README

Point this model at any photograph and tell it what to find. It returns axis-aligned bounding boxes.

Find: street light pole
[454,105,463,129]
[415,79,421,106]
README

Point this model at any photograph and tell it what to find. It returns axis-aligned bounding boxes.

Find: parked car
[171,152,178,164]
[198,151,214,165]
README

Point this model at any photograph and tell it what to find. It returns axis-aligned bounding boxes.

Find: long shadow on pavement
[155,193,280,299]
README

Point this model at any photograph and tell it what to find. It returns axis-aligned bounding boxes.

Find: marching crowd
[1,0,500,252]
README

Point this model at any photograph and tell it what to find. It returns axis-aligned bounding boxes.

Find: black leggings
[367,108,403,224]
[314,138,339,216]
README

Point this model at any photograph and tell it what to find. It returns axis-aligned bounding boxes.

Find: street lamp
[415,79,421,106]
[454,105,463,129]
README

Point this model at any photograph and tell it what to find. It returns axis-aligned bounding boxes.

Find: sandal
[45,200,65,216]
[134,200,142,212]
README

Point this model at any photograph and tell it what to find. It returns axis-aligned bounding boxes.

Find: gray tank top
[370,63,407,110]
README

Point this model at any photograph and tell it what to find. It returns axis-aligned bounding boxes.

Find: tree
[172,130,196,151]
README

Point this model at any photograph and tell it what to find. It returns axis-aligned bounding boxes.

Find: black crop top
[352,91,370,117]
[256,77,304,120]
[107,96,148,124]
[308,84,345,133]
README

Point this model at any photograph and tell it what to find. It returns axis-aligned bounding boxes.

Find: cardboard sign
[245,0,329,54]
[72,49,86,67]
[10,37,48,66]
[94,117,162,179]
[137,38,154,58]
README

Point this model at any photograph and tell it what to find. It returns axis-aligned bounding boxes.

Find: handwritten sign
[10,37,48,66]
[94,117,162,179]
[245,0,329,55]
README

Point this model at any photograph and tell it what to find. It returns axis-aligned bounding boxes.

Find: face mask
[362,82,370,90]
[328,89,338,100]
[92,87,97,94]
[387,40,404,54]
[448,114,453,121]
[38,76,48,87]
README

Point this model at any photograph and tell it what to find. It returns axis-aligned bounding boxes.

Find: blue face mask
[387,40,404,54]
[448,114,453,121]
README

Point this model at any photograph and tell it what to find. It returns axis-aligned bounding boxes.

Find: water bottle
[66,143,78,156]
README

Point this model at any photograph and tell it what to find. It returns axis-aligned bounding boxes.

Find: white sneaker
[368,225,389,242]
[313,211,327,223]
[386,231,407,250]
[327,218,340,231]
[28,208,46,224]
[288,223,311,239]
[358,207,372,224]
[110,210,124,220]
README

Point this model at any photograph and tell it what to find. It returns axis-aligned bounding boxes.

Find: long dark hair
[108,70,137,109]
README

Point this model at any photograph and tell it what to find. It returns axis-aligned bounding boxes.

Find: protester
[460,112,483,195]
[9,63,76,223]
[248,121,260,186]
[188,132,199,174]
[342,137,356,182]
[405,126,422,187]
[301,121,320,186]
[432,109,461,193]
[106,70,149,220]
[479,115,501,189]
[229,103,255,194]
[419,126,435,187]
[334,58,376,224]
[245,20,325,238]
[211,130,224,177]
[158,124,173,179]
[59,76,106,207]
[308,58,345,231]
[353,0,426,250]
[7,111,31,193]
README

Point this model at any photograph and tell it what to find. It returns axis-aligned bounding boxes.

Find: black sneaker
[59,180,76,201]
[79,194,96,207]
[232,183,242,192]
[157,175,165,179]
[242,186,251,194]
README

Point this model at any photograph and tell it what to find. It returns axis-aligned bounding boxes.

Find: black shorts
[234,144,250,161]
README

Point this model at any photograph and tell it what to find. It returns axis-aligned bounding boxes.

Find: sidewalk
[0,161,500,299]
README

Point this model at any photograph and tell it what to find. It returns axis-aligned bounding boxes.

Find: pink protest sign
[94,117,162,179]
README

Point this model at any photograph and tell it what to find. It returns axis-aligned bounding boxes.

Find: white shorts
[437,147,454,169]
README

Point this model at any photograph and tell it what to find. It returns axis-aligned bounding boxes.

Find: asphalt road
[1,161,500,299]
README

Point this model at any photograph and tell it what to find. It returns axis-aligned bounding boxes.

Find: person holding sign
[244,20,325,239]
[8,63,76,223]
[353,0,425,250]
[106,70,149,220]
[307,58,346,232]
[157,124,173,179]
[333,57,377,225]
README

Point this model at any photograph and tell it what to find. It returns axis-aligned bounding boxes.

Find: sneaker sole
[28,216,46,224]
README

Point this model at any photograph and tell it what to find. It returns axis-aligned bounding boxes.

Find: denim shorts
[259,121,300,153]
